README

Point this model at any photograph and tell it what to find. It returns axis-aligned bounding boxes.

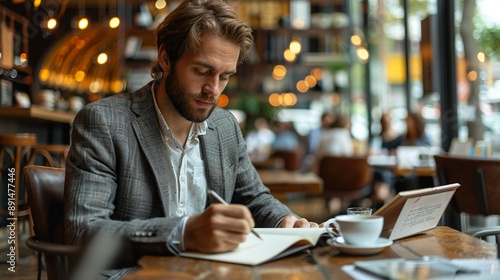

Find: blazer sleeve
[64,104,181,261]
[206,109,298,227]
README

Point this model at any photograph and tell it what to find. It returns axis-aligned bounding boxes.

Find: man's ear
[158,45,171,73]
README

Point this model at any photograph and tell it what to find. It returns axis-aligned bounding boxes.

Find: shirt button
[177,209,183,215]
[180,176,185,182]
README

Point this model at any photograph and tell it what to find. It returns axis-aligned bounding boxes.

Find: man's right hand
[183,204,255,253]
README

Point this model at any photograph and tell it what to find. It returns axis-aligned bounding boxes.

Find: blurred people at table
[370,111,400,208]
[310,114,355,215]
[394,111,434,192]
[302,112,335,171]
[380,111,403,153]
[372,111,431,155]
[314,114,353,162]
[246,117,275,161]
[402,112,432,146]
[271,121,299,151]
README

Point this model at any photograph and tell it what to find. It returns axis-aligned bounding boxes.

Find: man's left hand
[277,215,319,228]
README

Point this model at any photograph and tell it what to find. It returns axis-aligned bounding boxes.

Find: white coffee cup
[335,215,383,246]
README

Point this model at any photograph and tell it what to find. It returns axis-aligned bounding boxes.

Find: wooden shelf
[0,105,76,123]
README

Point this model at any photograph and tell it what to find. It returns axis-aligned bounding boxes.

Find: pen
[208,190,263,240]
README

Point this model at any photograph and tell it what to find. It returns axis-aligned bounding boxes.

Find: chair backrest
[434,155,500,216]
[28,144,70,168]
[318,156,373,198]
[24,165,66,243]
[269,150,302,171]
[24,165,80,280]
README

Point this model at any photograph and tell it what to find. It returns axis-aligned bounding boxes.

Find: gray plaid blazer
[64,81,294,260]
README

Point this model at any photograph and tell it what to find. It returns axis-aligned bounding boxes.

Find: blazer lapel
[130,83,171,215]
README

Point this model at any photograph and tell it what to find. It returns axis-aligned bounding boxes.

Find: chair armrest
[26,236,81,255]
[470,226,500,239]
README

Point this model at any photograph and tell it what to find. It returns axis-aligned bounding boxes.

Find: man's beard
[163,68,218,123]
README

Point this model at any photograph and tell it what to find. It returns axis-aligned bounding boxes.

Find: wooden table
[257,169,323,201]
[123,227,497,279]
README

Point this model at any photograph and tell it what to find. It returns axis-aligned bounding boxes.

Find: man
[64,0,318,278]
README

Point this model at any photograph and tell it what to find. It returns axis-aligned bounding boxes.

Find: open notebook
[374,183,460,240]
[180,228,326,265]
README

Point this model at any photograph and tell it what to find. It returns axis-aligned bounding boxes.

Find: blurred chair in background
[317,156,373,216]
[434,154,500,233]
[0,133,36,261]
[28,144,70,168]
[24,165,81,280]
[268,150,301,171]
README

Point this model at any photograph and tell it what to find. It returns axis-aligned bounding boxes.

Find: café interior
[1,0,500,279]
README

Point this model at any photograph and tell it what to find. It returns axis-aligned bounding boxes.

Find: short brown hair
[151,0,254,80]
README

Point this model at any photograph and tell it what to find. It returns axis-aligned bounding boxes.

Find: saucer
[328,237,393,255]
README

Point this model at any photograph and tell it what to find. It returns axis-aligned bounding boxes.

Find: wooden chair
[317,156,373,215]
[269,150,301,171]
[24,165,81,280]
[434,154,500,232]
[0,133,36,261]
[28,144,70,168]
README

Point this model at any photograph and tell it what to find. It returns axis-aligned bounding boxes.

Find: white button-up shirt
[152,85,208,250]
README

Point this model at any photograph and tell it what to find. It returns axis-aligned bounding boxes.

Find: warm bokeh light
[467,70,478,81]
[63,74,74,87]
[282,93,297,106]
[34,0,41,8]
[477,52,486,62]
[356,47,369,61]
[155,0,167,9]
[74,71,86,82]
[305,75,317,88]
[47,18,58,30]
[311,68,323,80]
[109,17,120,29]
[112,80,124,93]
[89,79,103,93]
[268,93,281,106]
[39,69,50,82]
[272,65,287,80]
[97,53,108,64]
[351,35,362,46]
[78,17,89,30]
[289,39,301,54]
[20,53,28,63]
[217,94,229,107]
[296,80,309,93]
[283,49,296,62]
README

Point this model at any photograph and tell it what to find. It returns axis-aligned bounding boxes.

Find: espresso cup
[346,207,372,216]
[335,215,383,246]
